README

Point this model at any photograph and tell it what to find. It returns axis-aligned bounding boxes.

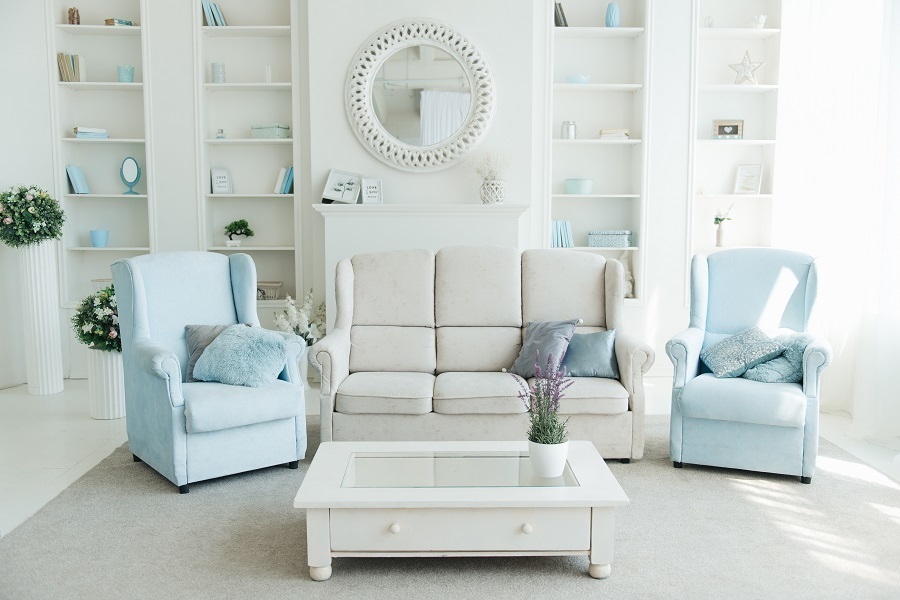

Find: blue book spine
[212,3,226,26]
[66,165,90,194]
[281,167,294,194]
[201,1,213,26]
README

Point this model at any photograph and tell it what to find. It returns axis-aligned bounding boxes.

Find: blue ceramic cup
[116,65,135,83]
[90,230,109,248]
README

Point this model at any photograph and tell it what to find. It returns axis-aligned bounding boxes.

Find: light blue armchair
[111,252,307,493]
[666,249,832,483]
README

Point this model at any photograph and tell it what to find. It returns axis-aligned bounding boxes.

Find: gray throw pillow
[743,332,815,383]
[184,324,231,382]
[192,325,287,388]
[561,330,619,379]
[700,327,783,378]
[510,319,579,378]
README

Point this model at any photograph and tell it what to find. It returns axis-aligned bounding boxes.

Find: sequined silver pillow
[700,327,783,378]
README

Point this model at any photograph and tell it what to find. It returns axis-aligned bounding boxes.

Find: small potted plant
[273,289,327,392]
[224,219,254,247]
[516,352,572,477]
[71,285,125,419]
[713,204,735,247]
[472,152,510,204]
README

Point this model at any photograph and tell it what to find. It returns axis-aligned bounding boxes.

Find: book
[281,167,294,194]
[104,18,134,26]
[273,167,287,194]
[201,1,215,27]
[212,3,227,26]
[557,3,569,27]
[554,3,564,27]
[75,132,110,139]
[65,166,90,194]
[563,221,573,248]
[74,127,107,134]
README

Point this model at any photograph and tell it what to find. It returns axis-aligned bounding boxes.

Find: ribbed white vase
[88,349,125,420]
[20,241,64,395]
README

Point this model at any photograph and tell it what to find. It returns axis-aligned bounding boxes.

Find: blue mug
[90,230,109,248]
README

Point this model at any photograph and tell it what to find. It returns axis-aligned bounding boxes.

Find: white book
[74,127,107,134]
[273,167,287,194]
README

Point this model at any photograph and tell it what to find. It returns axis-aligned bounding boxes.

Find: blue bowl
[565,74,592,84]
[564,179,594,194]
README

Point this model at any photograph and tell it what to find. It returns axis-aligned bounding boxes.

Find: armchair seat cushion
[433,372,527,415]
[535,377,629,415]
[336,372,434,415]
[679,374,806,428]
[183,380,302,434]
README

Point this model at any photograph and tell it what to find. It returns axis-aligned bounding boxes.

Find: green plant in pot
[0,185,65,248]
[224,219,254,247]
[517,352,572,478]
[71,285,125,419]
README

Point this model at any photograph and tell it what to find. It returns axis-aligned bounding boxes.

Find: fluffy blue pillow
[700,327,783,378]
[510,319,579,378]
[192,325,287,388]
[561,330,619,378]
[743,332,814,383]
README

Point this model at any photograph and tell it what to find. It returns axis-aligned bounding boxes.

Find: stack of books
[201,1,228,26]
[74,127,109,140]
[273,167,294,194]
[551,220,574,248]
[56,52,84,82]
[554,3,569,27]
[104,18,134,26]
[599,128,630,140]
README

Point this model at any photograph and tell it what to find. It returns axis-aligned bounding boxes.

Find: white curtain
[776,1,900,452]
[419,90,471,146]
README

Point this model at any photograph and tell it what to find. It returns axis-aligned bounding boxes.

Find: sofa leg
[132,454,142,463]
[673,461,683,468]
[800,476,811,484]
[178,484,190,494]
[620,458,631,464]
[287,461,299,469]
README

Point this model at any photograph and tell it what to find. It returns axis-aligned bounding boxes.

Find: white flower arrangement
[471,152,510,182]
[714,203,735,225]
[273,289,326,346]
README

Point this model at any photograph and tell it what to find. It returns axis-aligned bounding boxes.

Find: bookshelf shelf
[699,28,780,40]
[201,25,290,37]
[67,246,151,252]
[554,27,644,39]
[64,194,149,199]
[553,139,642,145]
[205,138,292,145]
[55,24,142,36]
[695,139,776,146]
[552,194,641,199]
[699,84,778,94]
[57,82,143,91]
[205,194,293,199]
[553,83,643,92]
[208,246,295,252]
[567,246,639,251]
[203,83,292,92]
[61,138,145,144]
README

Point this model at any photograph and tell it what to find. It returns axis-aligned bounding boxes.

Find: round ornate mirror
[346,20,496,172]
[120,157,141,195]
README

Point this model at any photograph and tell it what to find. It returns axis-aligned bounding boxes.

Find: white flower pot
[225,238,242,247]
[20,240,64,395]
[479,180,507,204]
[716,223,725,247]
[528,440,569,478]
[88,349,125,420]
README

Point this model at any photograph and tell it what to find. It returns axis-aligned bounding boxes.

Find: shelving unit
[193,0,302,306]
[546,0,651,302]
[688,0,782,255]
[45,0,155,305]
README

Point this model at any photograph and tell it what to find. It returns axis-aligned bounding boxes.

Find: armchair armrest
[665,326,705,390]
[272,330,305,385]
[802,334,833,398]
[132,338,184,407]
[309,327,351,402]
[615,332,655,396]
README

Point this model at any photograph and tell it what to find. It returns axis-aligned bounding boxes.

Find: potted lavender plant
[516,352,572,477]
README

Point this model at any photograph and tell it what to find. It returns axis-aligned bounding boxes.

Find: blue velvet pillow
[510,319,579,378]
[192,325,287,388]
[561,330,619,378]
[743,332,814,383]
[700,327,782,378]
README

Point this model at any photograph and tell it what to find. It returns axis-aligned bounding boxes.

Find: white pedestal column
[88,349,125,420]
[20,241,64,396]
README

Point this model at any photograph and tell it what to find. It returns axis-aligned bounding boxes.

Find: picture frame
[360,178,383,204]
[733,164,763,194]
[713,119,744,140]
[210,167,233,194]
[322,169,362,204]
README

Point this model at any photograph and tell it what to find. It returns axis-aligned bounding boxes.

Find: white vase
[88,349,125,419]
[716,223,725,247]
[20,240,64,395]
[528,440,570,478]
[479,180,507,204]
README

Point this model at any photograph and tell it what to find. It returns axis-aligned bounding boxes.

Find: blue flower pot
[90,230,109,248]
[606,2,621,27]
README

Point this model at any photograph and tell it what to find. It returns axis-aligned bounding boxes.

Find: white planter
[20,240,64,395]
[479,180,507,204]
[528,440,570,478]
[88,349,125,420]
[225,238,242,247]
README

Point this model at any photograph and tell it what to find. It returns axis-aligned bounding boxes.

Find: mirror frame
[345,19,496,173]
[120,156,141,195]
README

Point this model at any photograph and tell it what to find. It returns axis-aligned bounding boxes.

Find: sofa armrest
[802,334,833,398]
[132,338,185,407]
[665,327,705,390]
[615,332,655,404]
[271,330,305,385]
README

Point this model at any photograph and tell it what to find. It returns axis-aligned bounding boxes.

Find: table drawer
[330,507,590,552]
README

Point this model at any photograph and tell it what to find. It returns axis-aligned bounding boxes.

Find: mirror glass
[372,45,472,147]
[122,158,138,182]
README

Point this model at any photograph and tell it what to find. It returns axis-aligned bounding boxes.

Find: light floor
[1,379,898,537]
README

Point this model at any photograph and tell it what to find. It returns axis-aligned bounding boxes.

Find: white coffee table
[293,440,629,581]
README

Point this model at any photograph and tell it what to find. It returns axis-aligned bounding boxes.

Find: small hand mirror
[120,157,141,195]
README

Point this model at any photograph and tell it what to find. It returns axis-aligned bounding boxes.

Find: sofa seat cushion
[679,374,806,428]
[336,372,435,415]
[530,377,629,415]
[183,380,301,434]
[433,372,528,415]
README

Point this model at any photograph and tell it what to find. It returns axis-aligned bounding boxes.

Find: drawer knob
[522,523,533,534]
[389,522,401,534]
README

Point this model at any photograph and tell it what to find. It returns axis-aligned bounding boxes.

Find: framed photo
[210,167,232,194]
[714,119,744,140]
[322,169,362,204]
[360,178,383,204]
[733,164,763,194]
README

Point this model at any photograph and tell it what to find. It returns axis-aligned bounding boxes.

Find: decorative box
[588,230,632,248]
[256,281,284,300]
[250,123,291,139]
[564,178,594,194]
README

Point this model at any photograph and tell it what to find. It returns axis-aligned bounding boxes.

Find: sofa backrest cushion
[351,249,435,326]
[436,327,522,373]
[350,326,437,373]
[435,246,523,327]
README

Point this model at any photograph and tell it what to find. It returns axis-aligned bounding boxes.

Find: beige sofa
[310,246,655,460]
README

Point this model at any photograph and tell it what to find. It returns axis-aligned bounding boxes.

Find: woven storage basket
[250,123,291,139]
[588,230,632,248]
[256,281,283,300]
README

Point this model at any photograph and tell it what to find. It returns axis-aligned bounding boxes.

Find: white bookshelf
[547,0,651,302]
[45,0,155,305]
[193,0,302,304]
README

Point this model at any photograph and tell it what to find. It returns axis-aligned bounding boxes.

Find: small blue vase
[605,2,621,27]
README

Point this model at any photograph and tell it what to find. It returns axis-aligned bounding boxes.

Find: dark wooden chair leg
[287,461,299,469]
[132,454,142,463]
[800,476,811,484]
[620,458,631,464]
[178,484,190,494]
[673,461,683,468]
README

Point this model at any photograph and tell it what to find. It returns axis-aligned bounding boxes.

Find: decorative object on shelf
[256,281,284,301]
[274,290,327,395]
[67,7,80,25]
[733,164,763,194]
[116,64,134,83]
[589,230,632,248]
[703,15,714,28]
[90,229,109,248]
[620,251,635,298]
[561,120,577,139]
[713,119,744,140]
[74,127,108,140]
[605,2,621,28]
[273,167,294,194]
[516,352,572,478]
[346,19,495,172]
[472,152,510,205]
[751,15,767,29]
[714,204,735,247]
[564,178,593,195]
[729,51,766,85]
[105,18,134,27]
[211,62,226,84]
[71,285,124,419]
[554,3,569,27]
[224,219,254,247]
[56,52,84,82]
[250,123,291,139]
[599,128,629,140]
[120,157,141,194]
[361,179,383,204]
[551,220,574,248]
[564,74,591,84]
[65,165,90,194]
[210,167,233,194]
[216,128,225,140]
[201,1,228,26]
[321,169,361,204]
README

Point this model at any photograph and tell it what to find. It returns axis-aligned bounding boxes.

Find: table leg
[589,563,611,579]
[589,507,616,579]
[307,509,332,581]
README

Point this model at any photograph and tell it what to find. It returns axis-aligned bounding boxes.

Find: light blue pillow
[193,325,287,388]
[700,327,782,378]
[561,330,619,378]
[510,319,579,378]
[743,332,814,383]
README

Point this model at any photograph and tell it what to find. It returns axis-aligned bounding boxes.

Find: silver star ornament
[729,51,765,85]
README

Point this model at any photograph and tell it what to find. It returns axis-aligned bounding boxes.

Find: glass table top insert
[341,451,580,489]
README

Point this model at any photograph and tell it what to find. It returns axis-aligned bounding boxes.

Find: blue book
[281,167,294,194]
[212,3,226,26]
[201,1,215,27]
[563,221,573,248]
[66,165,90,194]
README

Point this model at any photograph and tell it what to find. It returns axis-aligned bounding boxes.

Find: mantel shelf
[55,24,141,36]
[700,28,781,40]
[553,139,641,145]
[699,84,778,93]
[696,139,776,146]
[313,204,530,218]
[553,83,642,92]
[201,26,290,37]
[552,194,640,199]
[203,83,291,92]
[58,82,143,91]
[554,27,644,38]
